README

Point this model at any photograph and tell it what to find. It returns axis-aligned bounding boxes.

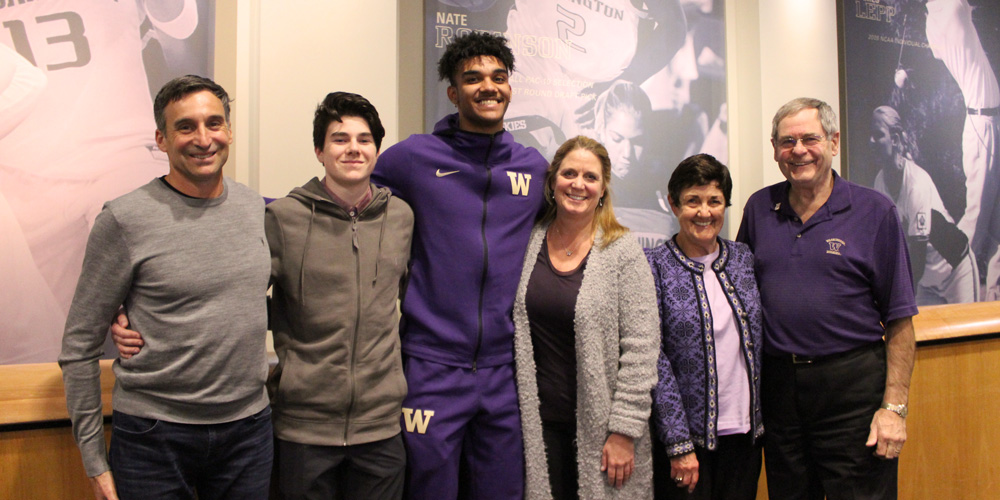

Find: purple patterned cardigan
[645,237,764,456]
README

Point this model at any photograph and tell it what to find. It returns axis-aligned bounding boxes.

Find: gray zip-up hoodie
[265,177,413,446]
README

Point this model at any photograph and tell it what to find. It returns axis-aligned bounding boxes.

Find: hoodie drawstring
[299,201,317,310]
[374,197,388,285]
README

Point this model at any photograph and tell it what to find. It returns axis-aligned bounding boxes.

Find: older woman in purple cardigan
[644,154,764,500]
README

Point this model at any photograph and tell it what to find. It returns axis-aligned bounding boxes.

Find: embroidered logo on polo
[435,169,460,177]
[826,238,845,255]
[401,408,434,434]
[507,172,532,196]
[915,210,928,235]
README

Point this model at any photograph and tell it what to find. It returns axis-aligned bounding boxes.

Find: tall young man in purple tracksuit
[370,32,548,499]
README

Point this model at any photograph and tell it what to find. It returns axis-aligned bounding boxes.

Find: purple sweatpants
[400,357,524,500]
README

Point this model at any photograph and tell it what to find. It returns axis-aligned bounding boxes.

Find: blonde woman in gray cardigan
[513,136,660,499]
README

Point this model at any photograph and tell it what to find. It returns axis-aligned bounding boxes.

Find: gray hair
[771,97,839,141]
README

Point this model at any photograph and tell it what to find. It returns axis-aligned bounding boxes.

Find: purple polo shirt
[736,173,918,357]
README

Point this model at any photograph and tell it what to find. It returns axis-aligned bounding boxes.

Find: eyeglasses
[776,135,826,151]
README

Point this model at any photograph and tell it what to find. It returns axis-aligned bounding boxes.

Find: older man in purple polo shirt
[736,97,917,500]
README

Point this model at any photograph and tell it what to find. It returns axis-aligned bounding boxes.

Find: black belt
[968,107,1000,116]
[767,341,883,365]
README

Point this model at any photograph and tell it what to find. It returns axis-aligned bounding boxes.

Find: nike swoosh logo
[436,169,460,177]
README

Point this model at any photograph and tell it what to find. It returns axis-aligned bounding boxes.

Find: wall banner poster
[1,0,216,364]
[839,0,1000,305]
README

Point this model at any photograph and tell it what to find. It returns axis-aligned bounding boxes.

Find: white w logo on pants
[401,408,435,434]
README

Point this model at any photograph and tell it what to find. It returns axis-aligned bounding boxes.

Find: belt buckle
[791,353,813,364]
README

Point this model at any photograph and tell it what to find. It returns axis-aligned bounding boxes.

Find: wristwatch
[881,403,908,418]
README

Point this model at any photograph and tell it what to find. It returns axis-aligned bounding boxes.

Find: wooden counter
[899,302,1000,499]
[0,360,114,498]
[911,301,1000,342]
[0,359,114,426]
[3,302,998,499]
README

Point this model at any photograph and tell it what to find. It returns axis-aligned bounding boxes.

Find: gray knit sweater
[59,178,271,477]
[514,222,660,499]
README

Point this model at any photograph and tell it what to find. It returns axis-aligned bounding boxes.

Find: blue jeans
[109,406,273,500]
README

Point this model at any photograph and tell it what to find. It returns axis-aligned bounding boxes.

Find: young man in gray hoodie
[265,92,413,499]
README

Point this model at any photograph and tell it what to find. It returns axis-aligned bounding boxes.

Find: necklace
[551,223,591,257]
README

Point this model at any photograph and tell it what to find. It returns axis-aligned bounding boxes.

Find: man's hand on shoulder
[112,308,144,359]
[90,471,119,500]
[867,407,906,460]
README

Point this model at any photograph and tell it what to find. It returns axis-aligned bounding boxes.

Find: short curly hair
[437,31,515,86]
[668,154,733,208]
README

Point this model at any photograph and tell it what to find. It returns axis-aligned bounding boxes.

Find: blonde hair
[539,136,628,248]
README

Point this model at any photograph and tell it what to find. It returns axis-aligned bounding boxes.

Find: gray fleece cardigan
[513,222,660,499]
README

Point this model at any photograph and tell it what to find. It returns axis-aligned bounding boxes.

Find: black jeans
[762,342,898,500]
[276,434,405,500]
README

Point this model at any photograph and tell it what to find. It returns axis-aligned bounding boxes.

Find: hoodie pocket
[274,351,351,418]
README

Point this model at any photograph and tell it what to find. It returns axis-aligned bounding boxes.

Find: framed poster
[424,0,729,249]
[838,0,1000,305]
[0,0,216,364]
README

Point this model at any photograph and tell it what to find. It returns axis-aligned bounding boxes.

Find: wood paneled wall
[1,426,110,498]
[899,335,1000,498]
[0,360,113,499]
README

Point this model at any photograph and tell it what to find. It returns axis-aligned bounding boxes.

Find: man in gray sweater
[59,75,272,500]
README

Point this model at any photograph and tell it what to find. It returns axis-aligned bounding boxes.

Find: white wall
[757,0,842,185]
[725,0,841,236]
[219,0,402,198]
